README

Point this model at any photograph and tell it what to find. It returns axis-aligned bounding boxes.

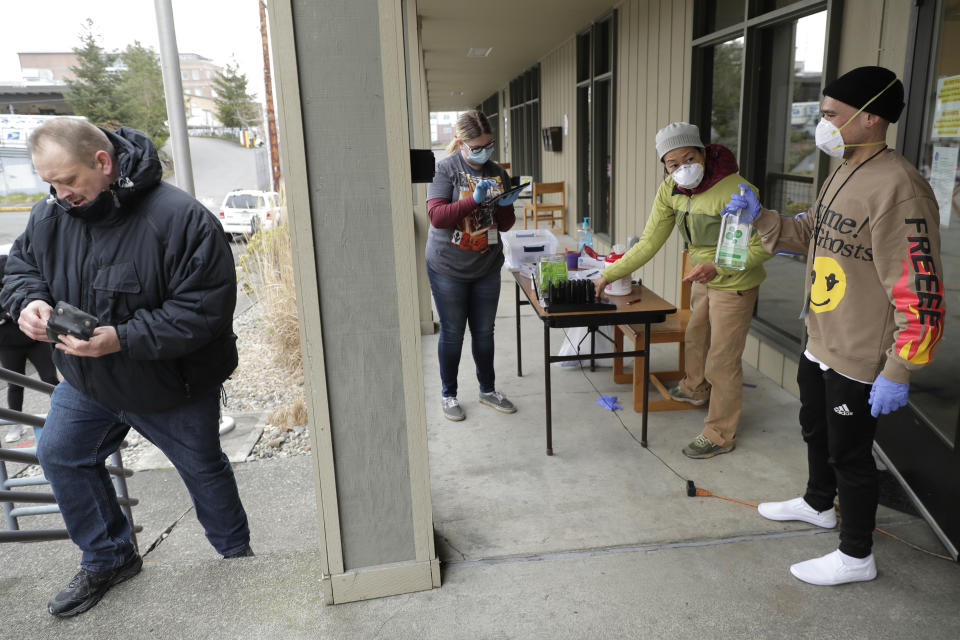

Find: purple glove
[473,179,495,204]
[498,190,521,206]
[722,184,761,222]
[597,395,622,411]
[868,375,909,418]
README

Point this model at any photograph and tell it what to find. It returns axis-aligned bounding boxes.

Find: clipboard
[482,181,529,206]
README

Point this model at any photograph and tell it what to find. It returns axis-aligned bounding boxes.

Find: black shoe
[48,553,142,617]
[222,544,255,559]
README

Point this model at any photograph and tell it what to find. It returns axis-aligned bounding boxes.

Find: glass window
[192,69,200,80]
[909,4,960,447]
[577,14,616,237]
[751,11,827,345]
[694,0,745,38]
[751,0,804,16]
[576,31,591,83]
[480,92,500,162]
[508,66,541,180]
[708,37,744,157]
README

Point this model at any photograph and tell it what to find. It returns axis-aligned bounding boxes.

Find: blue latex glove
[473,179,495,204]
[868,375,909,418]
[722,184,761,222]
[498,190,521,206]
[597,395,622,411]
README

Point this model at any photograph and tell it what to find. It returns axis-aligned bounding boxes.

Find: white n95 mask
[672,163,705,189]
[815,118,845,158]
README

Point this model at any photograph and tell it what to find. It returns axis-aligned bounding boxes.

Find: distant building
[18,52,79,84]
[179,53,223,100]
[430,111,460,146]
[14,50,226,126]
[0,114,85,196]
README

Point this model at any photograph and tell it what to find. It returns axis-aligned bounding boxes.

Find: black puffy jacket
[0,127,238,412]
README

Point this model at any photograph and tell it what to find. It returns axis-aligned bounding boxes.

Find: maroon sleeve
[427,197,477,229]
[495,205,516,231]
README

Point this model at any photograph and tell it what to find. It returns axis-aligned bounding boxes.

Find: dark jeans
[0,342,59,411]
[426,264,501,398]
[38,380,250,571]
[798,356,879,558]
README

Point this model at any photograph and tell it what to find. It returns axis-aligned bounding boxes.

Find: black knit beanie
[822,66,905,123]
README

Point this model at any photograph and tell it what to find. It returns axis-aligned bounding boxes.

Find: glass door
[879,0,960,561]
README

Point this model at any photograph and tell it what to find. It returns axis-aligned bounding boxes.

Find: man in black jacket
[0,118,252,617]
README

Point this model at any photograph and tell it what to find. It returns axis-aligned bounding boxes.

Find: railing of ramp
[0,367,141,547]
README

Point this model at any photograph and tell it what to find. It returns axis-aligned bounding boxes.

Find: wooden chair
[612,250,705,413]
[498,162,511,171]
[522,181,566,234]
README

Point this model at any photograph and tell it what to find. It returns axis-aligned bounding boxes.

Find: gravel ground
[3,292,310,479]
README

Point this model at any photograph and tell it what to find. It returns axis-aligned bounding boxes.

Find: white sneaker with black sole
[757,496,837,528]
[441,396,465,421]
[478,391,516,414]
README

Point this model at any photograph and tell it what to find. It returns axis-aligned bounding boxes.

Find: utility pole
[154,0,194,196]
[259,0,281,193]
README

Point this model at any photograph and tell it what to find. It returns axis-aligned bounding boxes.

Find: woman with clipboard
[425,110,521,422]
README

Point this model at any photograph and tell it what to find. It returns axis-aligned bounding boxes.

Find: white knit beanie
[655,122,704,160]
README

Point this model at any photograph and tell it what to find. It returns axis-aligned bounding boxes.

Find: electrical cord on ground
[559,327,956,563]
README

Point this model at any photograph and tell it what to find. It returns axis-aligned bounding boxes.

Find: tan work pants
[676,283,758,447]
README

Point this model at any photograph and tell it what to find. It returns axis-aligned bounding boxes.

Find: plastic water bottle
[714,188,750,271]
[577,217,593,252]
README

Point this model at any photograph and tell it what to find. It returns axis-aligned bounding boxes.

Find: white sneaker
[4,426,24,443]
[790,549,877,586]
[758,496,837,528]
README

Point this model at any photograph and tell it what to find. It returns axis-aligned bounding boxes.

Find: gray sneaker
[441,396,465,421]
[669,385,708,406]
[478,391,517,414]
[682,433,735,459]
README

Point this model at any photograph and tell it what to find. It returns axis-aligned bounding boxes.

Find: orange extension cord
[692,486,954,561]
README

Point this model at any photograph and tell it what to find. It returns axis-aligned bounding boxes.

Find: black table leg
[544,322,553,456]
[590,327,597,372]
[515,283,522,377]
[641,320,651,447]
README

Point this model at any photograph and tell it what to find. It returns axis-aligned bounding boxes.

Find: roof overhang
[418,0,615,111]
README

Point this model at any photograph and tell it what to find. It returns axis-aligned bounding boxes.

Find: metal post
[154,0,195,196]
[544,323,553,456]
[515,283,522,377]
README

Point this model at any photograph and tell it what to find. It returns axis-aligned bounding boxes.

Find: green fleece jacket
[602,172,771,291]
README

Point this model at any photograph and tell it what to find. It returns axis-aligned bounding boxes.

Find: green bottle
[714,187,750,271]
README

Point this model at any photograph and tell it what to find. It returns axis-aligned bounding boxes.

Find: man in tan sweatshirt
[725,66,944,586]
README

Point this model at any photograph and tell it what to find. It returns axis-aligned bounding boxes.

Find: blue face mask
[463,140,494,165]
[468,147,494,165]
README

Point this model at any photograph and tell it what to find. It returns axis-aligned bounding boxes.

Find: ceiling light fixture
[466,47,493,57]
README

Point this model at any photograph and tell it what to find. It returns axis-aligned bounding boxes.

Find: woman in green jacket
[594,122,771,459]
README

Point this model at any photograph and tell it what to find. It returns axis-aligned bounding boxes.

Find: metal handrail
[0,366,141,547]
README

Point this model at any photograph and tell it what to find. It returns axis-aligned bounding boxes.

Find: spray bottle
[714,188,751,271]
[577,217,593,252]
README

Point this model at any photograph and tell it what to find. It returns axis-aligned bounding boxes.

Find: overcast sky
[1,0,268,102]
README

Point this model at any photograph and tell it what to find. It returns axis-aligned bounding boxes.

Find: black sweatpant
[0,342,59,412]
[797,356,879,558]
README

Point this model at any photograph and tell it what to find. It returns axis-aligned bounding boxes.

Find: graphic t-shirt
[425,153,510,281]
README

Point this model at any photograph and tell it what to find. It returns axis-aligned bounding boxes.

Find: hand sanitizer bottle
[714,188,750,271]
[577,217,593,252]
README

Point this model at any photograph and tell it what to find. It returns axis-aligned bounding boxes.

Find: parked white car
[217,190,283,236]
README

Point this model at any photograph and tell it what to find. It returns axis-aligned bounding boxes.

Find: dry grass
[239,221,302,375]
[238,209,307,430]
[268,392,308,430]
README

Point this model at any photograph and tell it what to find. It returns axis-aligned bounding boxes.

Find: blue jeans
[38,380,250,571]
[427,265,501,398]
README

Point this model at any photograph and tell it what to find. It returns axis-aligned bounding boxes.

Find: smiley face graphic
[809,256,846,313]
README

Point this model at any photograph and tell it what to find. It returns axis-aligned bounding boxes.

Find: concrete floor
[2,252,959,638]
